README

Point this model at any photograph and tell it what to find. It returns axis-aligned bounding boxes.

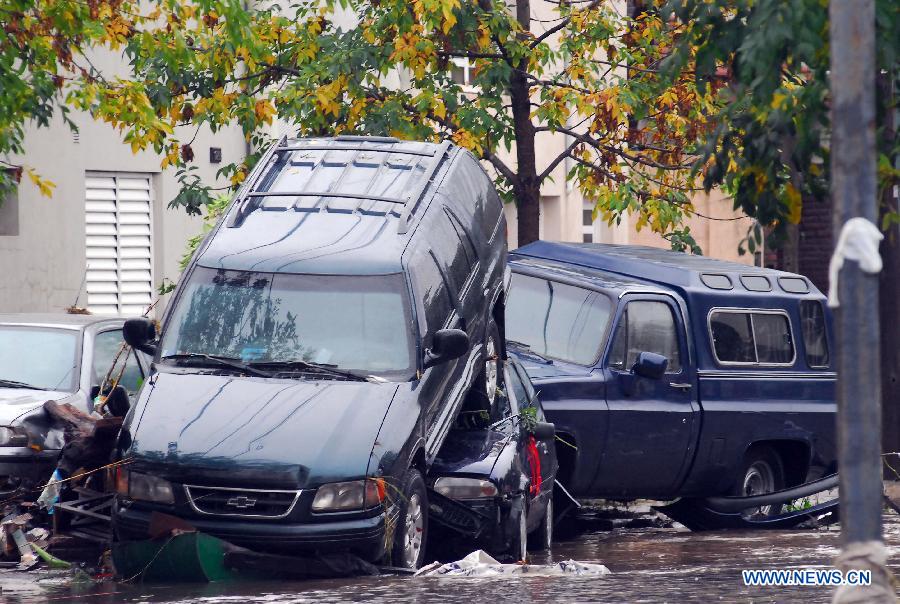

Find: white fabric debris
[827,217,884,308]
[414,550,611,578]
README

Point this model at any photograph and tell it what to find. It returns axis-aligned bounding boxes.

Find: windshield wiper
[0,378,42,390]
[247,360,369,382]
[506,340,553,364]
[161,353,273,378]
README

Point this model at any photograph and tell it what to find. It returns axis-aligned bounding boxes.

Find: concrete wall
[0,111,245,315]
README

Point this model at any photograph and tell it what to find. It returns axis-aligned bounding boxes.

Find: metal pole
[829,0,892,601]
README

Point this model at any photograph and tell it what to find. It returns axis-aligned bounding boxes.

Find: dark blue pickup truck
[505,242,836,514]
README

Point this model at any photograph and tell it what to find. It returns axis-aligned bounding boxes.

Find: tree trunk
[510,0,540,247]
[877,68,900,466]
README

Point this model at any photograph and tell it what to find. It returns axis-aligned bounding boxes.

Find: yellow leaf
[433,100,446,120]
[785,183,802,224]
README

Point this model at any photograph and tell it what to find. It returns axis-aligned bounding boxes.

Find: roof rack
[226,136,453,231]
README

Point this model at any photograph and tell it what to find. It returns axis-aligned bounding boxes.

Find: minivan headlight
[0,426,28,447]
[116,469,175,505]
[312,479,385,512]
[433,477,498,500]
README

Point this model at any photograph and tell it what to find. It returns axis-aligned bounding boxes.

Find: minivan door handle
[670,382,692,391]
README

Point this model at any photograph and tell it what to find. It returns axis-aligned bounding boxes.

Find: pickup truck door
[589,294,700,498]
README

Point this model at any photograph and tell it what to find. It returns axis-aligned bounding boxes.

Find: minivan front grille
[184,485,301,519]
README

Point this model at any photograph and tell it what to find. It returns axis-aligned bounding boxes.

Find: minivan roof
[197,136,456,275]
[512,241,822,298]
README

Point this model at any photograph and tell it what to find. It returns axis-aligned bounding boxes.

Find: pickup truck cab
[505,242,836,512]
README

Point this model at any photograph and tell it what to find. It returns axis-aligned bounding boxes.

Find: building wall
[0,111,245,316]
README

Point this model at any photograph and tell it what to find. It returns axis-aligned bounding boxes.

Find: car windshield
[0,326,80,392]
[160,267,415,378]
[506,272,614,365]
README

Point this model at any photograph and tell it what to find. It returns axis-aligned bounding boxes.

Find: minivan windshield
[160,268,415,378]
[506,272,614,365]
[0,326,79,392]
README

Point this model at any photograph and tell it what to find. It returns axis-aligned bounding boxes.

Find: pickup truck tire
[391,469,428,569]
[474,321,502,406]
[732,447,786,518]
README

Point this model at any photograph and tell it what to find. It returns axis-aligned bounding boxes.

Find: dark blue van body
[506,241,836,501]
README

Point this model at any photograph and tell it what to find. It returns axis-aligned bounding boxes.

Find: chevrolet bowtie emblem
[226,495,257,509]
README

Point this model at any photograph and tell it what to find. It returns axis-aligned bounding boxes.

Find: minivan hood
[125,372,399,489]
[0,388,70,425]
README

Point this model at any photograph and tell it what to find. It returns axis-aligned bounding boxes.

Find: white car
[0,314,149,497]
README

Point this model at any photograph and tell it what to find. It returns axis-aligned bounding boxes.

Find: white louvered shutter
[85,174,153,315]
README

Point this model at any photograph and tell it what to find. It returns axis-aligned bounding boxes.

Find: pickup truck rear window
[800,300,829,367]
[506,273,613,365]
[709,310,795,366]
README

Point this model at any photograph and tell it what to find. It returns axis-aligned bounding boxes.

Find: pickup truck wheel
[474,321,502,406]
[391,470,428,569]
[732,448,785,518]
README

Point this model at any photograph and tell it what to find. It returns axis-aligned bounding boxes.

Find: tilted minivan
[113,136,507,568]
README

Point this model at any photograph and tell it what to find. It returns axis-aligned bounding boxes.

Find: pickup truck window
[800,300,829,367]
[608,301,682,373]
[709,310,795,366]
[506,273,612,365]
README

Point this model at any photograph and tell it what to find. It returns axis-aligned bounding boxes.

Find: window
[582,201,594,243]
[444,208,477,273]
[800,300,830,367]
[740,275,772,292]
[701,274,733,290]
[0,181,19,236]
[506,273,614,365]
[778,277,810,294]
[93,330,144,393]
[430,211,472,298]
[608,300,682,373]
[161,268,415,377]
[450,57,472,86]
[0,327,79,392]
[416,254,452,335]
[709,310,795,366]
[85,173,153,315]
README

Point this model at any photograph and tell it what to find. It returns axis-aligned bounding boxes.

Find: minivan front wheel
[475,321,502,405]
[391,469,428,569]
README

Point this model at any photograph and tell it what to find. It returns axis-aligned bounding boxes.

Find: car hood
[0,388,72,425]
[431,429,510,477]
[124,372,399,489]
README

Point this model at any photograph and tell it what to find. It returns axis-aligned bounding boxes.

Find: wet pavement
[3,511,899,603]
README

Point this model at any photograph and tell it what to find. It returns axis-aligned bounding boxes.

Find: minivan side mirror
[123,318,157,356]
[632,351,668,380]
[423,329,470,369]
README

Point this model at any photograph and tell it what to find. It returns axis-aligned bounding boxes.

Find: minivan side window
[429,210,470,298]
[709,310,794,366]
[414,254,453,338]
[608,301,682,373]
[799,300,829,367]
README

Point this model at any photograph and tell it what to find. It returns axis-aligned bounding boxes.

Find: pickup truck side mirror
[424,329,470,369]
[123,318,157,356]
[631,351,668,380]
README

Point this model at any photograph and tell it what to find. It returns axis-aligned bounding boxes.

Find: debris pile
[415,550,611,577]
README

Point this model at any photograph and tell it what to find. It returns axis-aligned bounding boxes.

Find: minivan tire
[474,320,502,406]
[731,447,785,518]
[391,469,428,569]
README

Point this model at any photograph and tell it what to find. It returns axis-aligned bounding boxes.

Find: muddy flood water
[3,511,900,603]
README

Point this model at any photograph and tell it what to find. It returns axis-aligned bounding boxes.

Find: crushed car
[112,135,508,569]
[0,314,148,499]
[428,357,557,561]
